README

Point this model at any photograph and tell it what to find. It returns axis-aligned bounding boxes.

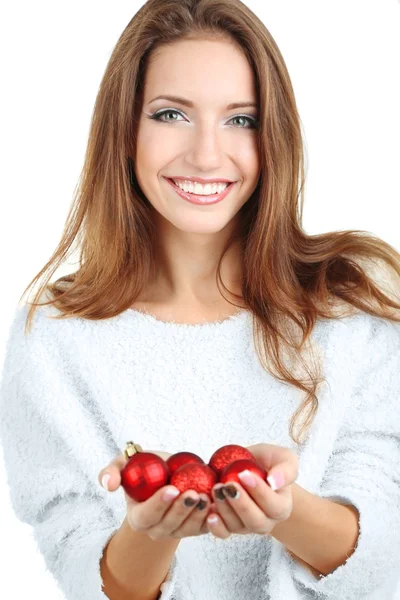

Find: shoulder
[331,312,400,401]
[4,295,85,360]
[310,311,400,398]
[315,309,400,353]
[342,311,400,364]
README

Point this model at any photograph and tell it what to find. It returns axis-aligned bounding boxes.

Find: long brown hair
[20,0,400,447]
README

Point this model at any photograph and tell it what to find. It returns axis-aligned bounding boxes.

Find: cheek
[137,128,183,175]
[233,138,259,174]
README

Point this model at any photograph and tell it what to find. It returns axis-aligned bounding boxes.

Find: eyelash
[148,108,259,129]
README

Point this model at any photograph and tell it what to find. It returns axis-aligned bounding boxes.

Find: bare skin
[133,37,261,315]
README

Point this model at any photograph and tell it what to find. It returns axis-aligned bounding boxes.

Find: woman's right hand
[98,449,214,540]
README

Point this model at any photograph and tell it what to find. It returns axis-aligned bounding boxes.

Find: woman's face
[134,37,261,237]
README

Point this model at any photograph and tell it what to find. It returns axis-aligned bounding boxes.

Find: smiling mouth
[164,177,236,205]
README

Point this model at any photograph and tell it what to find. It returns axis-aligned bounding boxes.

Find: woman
[1,1,399,599]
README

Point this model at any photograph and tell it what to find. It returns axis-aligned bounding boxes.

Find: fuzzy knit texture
[0,300,400,600]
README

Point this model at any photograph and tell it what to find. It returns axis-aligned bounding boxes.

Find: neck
[148,217,244,305]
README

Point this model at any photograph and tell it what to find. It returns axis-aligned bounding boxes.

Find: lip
[170,176,235,184]
[164,177,235,206]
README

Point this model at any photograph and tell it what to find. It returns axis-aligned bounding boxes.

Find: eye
[150,109,184,123]
[229,115,258,129]
[149,109,258,129]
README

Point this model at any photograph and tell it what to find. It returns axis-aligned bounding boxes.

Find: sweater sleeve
[0,306,179,600]
[291,316,400,600]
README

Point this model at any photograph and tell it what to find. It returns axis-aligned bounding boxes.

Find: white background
[0,1,399,597]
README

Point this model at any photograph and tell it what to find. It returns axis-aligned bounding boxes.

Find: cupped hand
[206,443,298,540]
[98,449,214,540]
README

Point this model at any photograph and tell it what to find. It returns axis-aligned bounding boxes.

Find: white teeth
[172,179,229,196]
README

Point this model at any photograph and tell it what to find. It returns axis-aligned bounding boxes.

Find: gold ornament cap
[124,441,143,460]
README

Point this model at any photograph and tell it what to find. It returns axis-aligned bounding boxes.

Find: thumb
[247,443,299,491]
[98,451,127,492]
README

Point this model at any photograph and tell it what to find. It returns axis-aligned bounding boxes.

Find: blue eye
[149,109,258,129]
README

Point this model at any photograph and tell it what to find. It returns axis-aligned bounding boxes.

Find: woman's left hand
[206,443,298,539]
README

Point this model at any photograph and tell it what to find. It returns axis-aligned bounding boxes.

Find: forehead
[143,38,258,106]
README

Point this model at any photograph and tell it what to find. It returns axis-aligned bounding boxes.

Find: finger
[222,478,292,529]
[98,452,127,492]
[214,478,274,534]
[211,484,244,532]
[247,444,299,490]
[127,484,184,532]
[206,510,231,539]
[197,501,220,535]
[150,492,210,539]
[200,520,210,536]
[221,481,271,533]
[199,501,217,535]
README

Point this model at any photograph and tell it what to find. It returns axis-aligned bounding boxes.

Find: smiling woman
[2,1,400,600]
[131,35,261,287]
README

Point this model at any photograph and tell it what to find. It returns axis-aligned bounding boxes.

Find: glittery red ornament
[208,444,256,477]
[121,452,170,502]
[220,458,267,485]
[166,451,205,477]
[170,463,218,501]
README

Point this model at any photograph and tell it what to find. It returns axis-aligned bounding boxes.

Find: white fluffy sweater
[0,302,399,600]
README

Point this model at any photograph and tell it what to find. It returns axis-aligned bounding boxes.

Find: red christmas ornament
[170,463,218,501]
[166,451,205,477]
[121,451,170,502]
[220,458,267,485]
[208,444,256,477]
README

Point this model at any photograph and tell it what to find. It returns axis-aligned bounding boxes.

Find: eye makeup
[146,108,259,129]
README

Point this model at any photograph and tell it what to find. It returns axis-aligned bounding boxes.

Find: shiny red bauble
[208,444,256,476]
[220,458,267,485]
[166,451,204,476]
[170,463,218,500]
[121,452,169,502]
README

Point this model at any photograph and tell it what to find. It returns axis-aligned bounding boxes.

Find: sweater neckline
[124,306,250,328]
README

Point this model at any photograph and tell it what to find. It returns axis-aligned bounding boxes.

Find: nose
[185,124,227,171]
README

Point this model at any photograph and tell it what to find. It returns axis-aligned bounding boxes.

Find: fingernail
[184,497,198,507]
[238,470,256,487]
[101,473,111,491]
[222,484,240,499]
[162,487,180,501]
[212,483,226,501]
[214,487,227,502]
[267,472,285,491]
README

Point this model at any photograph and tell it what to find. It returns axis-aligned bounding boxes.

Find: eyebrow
[148,95,258,110]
